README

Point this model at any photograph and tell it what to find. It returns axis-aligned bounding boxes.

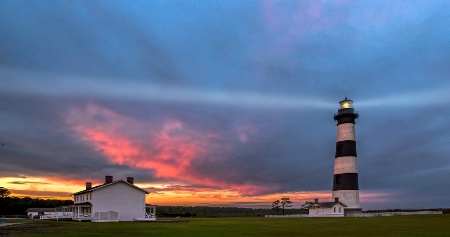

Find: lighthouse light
[339,99,353,109]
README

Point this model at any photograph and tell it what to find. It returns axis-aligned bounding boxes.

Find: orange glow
[0,175,333,208]
[143,187,396,208]
[0,173,396,208]
[142,182,332,207]
[0,176,84,200]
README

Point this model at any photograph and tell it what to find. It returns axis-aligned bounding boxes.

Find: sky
[1,0,450,210]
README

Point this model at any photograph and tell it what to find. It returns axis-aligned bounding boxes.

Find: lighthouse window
[335,175,341,184]
[336,144,343,155]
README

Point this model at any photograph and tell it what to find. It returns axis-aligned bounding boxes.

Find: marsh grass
[1,215,449,237]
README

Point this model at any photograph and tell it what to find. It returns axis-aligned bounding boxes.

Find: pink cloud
[64,103,275,197]
[230,183,280,197]
[65,104,208,181]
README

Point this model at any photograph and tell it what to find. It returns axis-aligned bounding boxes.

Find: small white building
[70,176,152,222]
[308,198,346,217]
[25,208,58,218]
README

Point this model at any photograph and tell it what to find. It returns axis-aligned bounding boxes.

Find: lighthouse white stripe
[332,190,360,208]
[336,123,355,142]
[334,156,358,174]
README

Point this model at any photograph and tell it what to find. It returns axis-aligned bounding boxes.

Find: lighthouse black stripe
[332,173,359,191]
[335,116,357,125]
[335,140,357,158]
[334,109,359,125]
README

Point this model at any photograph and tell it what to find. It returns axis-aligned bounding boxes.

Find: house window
[334,207,336,213]
[339,207,342,213]
[90,193,92,200]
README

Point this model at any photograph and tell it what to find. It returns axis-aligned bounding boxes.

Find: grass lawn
[1,215,450,237]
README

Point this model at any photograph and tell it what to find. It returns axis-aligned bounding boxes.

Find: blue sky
[1,0,450,209]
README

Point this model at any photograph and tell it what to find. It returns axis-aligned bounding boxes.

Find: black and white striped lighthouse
[332,98,361,213]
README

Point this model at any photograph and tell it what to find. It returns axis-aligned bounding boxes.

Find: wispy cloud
[358,87,450,108]
[1,68,335,110]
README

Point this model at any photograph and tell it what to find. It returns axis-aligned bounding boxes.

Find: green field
[2,215,450,237]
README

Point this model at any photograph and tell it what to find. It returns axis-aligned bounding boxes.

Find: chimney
[126,177,134,185]
[105,175,113,184]
[314,198,319,204]
[86,182,92,190]
[335,198,339,203]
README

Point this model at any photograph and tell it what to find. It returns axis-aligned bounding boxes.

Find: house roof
[25,208,55,213]
[72,180,150,195]
[73,202,92,206]
[311,201,347,208]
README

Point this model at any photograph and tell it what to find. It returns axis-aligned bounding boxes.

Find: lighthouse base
[344,208,362,216]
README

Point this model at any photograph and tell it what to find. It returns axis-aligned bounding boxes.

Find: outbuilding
[25,208,58,218]
[308,198,346,217]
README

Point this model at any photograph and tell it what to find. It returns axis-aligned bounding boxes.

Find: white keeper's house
[67,175,155,222]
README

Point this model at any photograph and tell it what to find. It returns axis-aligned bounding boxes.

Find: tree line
[157,205,306,217]
[0,187,73,216]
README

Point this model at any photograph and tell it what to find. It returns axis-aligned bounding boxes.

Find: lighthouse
[332,98,361,214]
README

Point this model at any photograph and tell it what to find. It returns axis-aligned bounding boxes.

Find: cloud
[0,68,335,110]
[64,103,283,196]
[9,189,72,199]
[65,103,206,180]
[8,181,50,185]
[358,87,450,108]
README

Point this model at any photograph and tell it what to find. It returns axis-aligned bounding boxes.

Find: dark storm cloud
[1,0,450,209]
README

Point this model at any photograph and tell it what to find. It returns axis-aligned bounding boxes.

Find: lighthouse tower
[332,98,361,213]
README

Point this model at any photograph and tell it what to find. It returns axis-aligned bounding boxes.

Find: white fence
[40,214,73,220]
[93,211,119,222]
[347,211,443,217]
[265,214,309,218]
[265,210,442,218]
